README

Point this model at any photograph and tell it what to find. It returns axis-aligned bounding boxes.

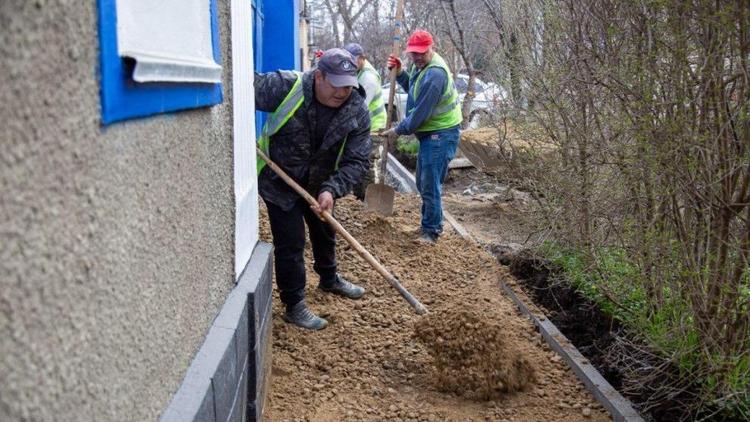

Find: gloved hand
[387,55,402,73]
[379,127,398,138]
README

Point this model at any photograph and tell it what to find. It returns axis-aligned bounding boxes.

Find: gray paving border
[386,153,644,422]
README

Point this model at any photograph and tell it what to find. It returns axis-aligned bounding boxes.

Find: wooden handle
[380,0,407,179]
[257,147,428,315]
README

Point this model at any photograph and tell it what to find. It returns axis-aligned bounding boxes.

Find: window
[97,0,223,124]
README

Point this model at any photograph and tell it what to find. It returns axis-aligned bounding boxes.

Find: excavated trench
[502,250,714,422]
[507,252,626,389]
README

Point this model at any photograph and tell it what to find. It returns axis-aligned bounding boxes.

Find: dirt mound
[461,127,507,146]
[461,126,556,154]
[414,307,537,399]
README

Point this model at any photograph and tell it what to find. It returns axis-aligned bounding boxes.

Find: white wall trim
[231,0,259,279]
[124,52,222,83]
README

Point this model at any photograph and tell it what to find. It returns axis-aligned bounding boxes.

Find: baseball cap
[343,42,365,58]
[316,48,359,88]
[405,29,433,54]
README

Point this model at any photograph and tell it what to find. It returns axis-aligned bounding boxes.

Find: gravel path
[261,195,611,421]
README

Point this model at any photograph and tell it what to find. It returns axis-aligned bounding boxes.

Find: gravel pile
[414,308,537,399]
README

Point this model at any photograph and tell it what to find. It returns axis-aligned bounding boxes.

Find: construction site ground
[260,195,612,421]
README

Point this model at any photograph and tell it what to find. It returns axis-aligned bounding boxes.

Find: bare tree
[336,0,375,41]
[481,0,522,105]
[436,0,476,126]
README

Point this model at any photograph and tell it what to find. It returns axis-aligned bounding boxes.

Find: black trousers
[264,198,337,307]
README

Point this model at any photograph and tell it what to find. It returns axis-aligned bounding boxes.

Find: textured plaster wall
[0,1,236,420]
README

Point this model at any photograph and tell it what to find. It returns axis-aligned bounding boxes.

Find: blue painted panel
[260,0,300,72]
[97,0,224,125]
[254,0,300,136]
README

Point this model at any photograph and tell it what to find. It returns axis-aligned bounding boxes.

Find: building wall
[0,1,237,420]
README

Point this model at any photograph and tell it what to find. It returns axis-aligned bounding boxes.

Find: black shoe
[414,231,438,245]
[282,301,328,330]
[319,275,365,299]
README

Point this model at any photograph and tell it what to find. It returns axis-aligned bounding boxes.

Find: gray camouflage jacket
[255,70,372,211]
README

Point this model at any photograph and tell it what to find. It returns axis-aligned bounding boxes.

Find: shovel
[363,0,406,216]
[256,147,428,315]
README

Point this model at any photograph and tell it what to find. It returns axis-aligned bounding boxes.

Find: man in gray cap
[255,48,372,330]
[344,43,388,200]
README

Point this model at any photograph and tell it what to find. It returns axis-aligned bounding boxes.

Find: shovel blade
[364,183,395,216]
[459,139,504,172]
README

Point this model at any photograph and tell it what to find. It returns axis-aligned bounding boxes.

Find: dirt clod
[414,308,536,399]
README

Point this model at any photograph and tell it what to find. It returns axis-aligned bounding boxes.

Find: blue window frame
[97,0,223,125]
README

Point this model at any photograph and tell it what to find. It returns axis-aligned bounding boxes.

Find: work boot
[282,301,328,330]
[319,275,365,299]
[414,231,438,245]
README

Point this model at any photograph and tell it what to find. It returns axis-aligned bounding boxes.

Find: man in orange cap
[382,29,463,244]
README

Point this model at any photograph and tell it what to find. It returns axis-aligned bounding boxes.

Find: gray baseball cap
[316,48,359,88]
[343,42,365,58]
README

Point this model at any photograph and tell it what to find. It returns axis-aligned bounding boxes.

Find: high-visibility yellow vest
[358,60,386,131]
[407,53,462,132]
[257,72,348,175]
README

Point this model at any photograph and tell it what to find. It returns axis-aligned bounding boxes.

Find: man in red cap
[382,29,463,244]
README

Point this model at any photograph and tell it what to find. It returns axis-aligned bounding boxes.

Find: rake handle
[257,147,427,315]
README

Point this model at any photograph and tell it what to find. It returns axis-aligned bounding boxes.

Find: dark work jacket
[255,70,372,211]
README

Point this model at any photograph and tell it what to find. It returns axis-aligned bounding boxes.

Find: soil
[261,196,612,421]
[443,168,542,249]
[460,127,555,154]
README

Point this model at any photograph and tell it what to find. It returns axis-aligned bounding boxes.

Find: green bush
[396,138,419,156]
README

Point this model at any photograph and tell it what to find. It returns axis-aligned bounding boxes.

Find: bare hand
[312,191,334,219]
[378,127,398,138]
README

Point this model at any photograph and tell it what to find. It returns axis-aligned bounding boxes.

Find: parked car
[383,74,508,128]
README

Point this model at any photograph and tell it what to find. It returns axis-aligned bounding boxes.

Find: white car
[383,74,508,127]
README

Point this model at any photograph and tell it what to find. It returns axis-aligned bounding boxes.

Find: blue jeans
[415,126,460,236]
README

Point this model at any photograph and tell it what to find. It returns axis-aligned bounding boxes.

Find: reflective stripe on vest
[335,135,348,170]
[408,53,462,132]
[256,72,305,175]
[257,72,350,175]
[358,60,386,132]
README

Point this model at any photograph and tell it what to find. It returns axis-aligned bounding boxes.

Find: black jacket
[255,70,372,211]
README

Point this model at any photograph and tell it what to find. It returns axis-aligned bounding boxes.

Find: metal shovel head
[364,183,395,216]
[459,139,505,173]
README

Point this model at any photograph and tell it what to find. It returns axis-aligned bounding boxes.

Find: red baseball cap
[405,29,433,54]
